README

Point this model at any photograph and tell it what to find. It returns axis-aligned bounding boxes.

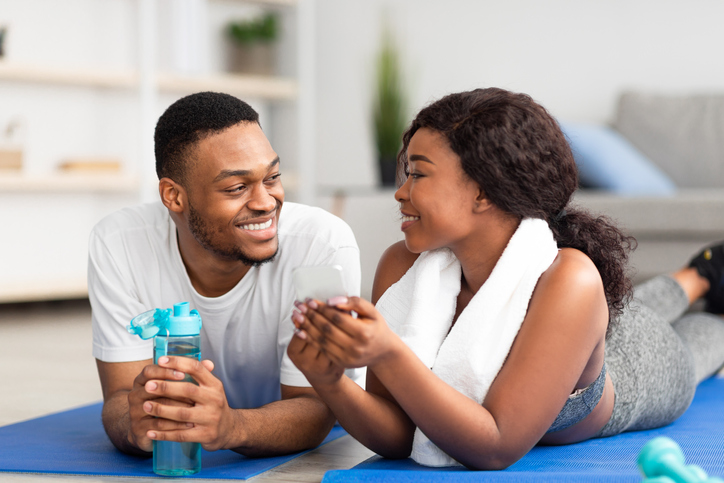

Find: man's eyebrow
[213,157,280,183]
[409,154,434,164]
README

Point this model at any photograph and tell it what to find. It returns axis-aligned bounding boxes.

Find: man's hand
[140,356,239,452]
[126,360,196,452]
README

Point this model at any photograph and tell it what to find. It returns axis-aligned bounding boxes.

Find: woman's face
[395,128,482,254]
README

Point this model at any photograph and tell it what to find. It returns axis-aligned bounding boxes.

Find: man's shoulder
[92,202,169,240]
[278,202,357,247]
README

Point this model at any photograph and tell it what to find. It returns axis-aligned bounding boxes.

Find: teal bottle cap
[167,302,203,336]
[126,303,201,339]
[126,308,170,340]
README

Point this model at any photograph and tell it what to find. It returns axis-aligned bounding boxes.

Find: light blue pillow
[560,122,677,196]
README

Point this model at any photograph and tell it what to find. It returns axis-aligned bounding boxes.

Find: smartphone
[292,265,347,302]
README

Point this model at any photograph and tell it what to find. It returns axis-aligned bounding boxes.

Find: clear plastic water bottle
[127,302,203,476]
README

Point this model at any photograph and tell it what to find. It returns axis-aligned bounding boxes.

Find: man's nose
[247,182,277,213]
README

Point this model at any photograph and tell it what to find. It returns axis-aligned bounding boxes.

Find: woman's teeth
[242,219,273,231]
[401,215,420,222]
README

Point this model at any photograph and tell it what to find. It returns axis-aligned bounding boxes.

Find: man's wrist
[220,407,250,451]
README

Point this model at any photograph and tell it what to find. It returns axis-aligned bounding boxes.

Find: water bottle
[127,302,203,476]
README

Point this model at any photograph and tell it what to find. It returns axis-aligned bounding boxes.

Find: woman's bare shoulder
[531,247,608,333]
[545,248,604,292]
[371,241,420,304]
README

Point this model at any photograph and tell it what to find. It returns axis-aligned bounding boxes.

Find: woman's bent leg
[598,276,697,437]
[672,312,724,383]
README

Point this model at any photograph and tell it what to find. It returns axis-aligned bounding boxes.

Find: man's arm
[97,359,153,455]
[104,356,336,456]
[225,384,336,457]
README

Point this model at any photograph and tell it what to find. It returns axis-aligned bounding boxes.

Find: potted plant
[226,13,279,75]
[372,28,407,187]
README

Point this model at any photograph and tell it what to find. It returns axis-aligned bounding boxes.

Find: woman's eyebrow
[409,154,434,164]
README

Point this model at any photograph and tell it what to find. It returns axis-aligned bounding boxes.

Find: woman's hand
[287,331,346,387]
[291,296,398,369]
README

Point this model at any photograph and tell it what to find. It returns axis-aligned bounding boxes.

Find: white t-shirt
[89,201,364,409]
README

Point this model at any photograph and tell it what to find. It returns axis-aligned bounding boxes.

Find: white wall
[3,0,724,300]
[314,0,724,189]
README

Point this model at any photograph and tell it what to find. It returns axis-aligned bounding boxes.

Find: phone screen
[292,265,347,301]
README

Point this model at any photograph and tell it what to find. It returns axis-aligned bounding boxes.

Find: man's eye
[226,185,246,193]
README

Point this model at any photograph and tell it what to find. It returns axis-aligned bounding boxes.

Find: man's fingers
[144,379,199,404]
[156,356,214,385]
[133,363,185,387]
[143,399,195,423]
[147,428,199,444]
[145,414,195,431]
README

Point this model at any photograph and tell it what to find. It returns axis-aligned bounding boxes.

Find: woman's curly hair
[397,88,636,333]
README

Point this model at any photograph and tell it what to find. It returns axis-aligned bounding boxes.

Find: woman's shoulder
[545,248,604,290]
[371,241,420,304]
[531,247,608,331]
[539,248,604,296]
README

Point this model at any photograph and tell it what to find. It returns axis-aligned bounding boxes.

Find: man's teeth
[401,215,420,222]
[242,219,273,231]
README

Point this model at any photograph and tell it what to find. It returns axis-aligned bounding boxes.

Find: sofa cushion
[561,122,676,196]
[614,92,724,189]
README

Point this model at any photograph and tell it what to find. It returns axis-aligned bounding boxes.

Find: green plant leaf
[227,13,278,45]
[372,28,407,159]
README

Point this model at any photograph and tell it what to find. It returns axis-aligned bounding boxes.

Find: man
[90,92,363,456]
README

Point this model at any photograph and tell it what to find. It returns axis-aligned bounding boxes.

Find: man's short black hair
[154,91,260,185]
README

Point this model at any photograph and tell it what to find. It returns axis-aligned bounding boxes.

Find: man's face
[183,122,284,266]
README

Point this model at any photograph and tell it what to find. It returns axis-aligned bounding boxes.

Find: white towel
[376,218,559,466]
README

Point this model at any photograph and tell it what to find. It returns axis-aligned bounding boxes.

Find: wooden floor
[0,299,374,483]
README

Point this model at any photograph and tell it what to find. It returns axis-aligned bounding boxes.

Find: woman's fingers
[303,308,351,352]
[327,296,379,319]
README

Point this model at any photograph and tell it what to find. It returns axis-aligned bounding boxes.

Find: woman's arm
[288,242,420,457]
[298,248,609,469]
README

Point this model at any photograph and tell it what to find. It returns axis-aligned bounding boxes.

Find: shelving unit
[0,0,316,303]
[0,172,139,192]
[0,62,297,100]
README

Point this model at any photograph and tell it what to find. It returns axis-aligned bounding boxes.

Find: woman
[286,88,724,470]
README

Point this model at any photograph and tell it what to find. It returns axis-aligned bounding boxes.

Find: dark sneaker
[689,241,724,314]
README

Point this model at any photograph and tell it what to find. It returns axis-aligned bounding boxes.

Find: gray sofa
[572,92,724,284]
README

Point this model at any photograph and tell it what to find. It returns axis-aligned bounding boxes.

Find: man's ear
[473,188,493,214]
[159,178,186,213]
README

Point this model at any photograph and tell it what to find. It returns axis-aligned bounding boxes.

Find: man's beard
[187,202,279,267]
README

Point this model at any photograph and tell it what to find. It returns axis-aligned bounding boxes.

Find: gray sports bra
[546,362,607,433]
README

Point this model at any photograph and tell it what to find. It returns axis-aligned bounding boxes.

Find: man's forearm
[101,392,151,457]
[229,394,336,457]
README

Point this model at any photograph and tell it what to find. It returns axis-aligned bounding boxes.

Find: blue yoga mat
[322,377,724,482]
[0,402,347,479]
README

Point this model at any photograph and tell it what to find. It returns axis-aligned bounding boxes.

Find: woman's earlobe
[159,178,185,213]
[473,191,492,213]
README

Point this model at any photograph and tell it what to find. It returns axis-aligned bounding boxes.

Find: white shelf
[212,0,298,5]
[0,62,136,89]
[157,72,297,100]
[0,172,140,193]
[0,278,88,303]
[0,62,298,100]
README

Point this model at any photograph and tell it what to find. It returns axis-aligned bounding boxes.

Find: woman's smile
[400,214,420,230]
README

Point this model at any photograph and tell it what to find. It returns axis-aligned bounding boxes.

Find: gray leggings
[598,275,724,437]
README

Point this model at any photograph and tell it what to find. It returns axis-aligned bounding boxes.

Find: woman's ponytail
[549,208,637,333]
